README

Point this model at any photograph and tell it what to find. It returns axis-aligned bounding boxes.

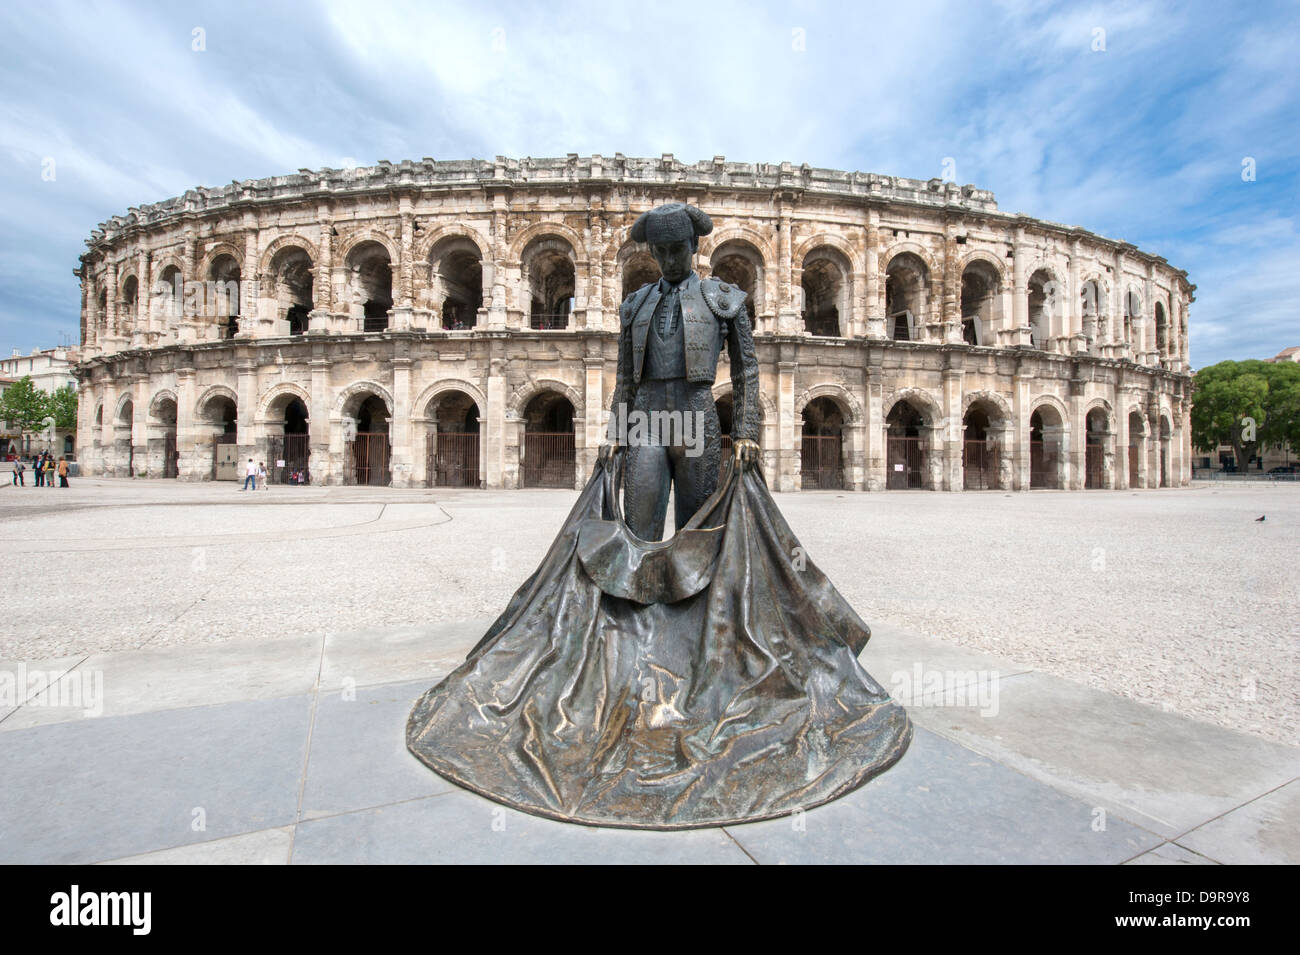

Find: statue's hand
[598,441,620,464]
[732,439,760,470]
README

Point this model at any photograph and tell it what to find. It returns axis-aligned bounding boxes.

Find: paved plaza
[0,477,1296,863]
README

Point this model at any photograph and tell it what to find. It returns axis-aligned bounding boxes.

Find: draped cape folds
[406,456,912,829]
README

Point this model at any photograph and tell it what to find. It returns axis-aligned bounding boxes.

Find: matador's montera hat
[630,202,713,245]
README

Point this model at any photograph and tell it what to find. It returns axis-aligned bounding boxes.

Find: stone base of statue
[406,457,912,829]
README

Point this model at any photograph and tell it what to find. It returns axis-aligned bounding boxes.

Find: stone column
[1010,230,1028,347]
[943,363,963,490]
[390,354,412,486]
[309,357,332,483]
[487,196,509,330]
[777,354,797,491]
[1012,364,1031,490]
[176,366,197,480]
[486,347,508,488]
[865,213,885,339]
[311,215,332,333]
[776,203,799,334]
[583,351,604,481]
[864,351,884,490]
[134,250,151,347]
[1068,385,1086,490]
[235,358,257,466]
[392,205,414,331]
[1115,396,1130,489]
[132,374,149,475]
[940,224,960,343]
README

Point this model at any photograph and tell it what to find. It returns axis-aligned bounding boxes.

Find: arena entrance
[266,397,310,485]
[1029,407,1064,489]
[800,396,844,489]
[197,395,239,480]
[1085,408,1109,489]
[425,391,481,488]
[149,396,179,479]
[1159,416,1172,488]
[886,400,928,489]
[1128,411,1145,488]
[345,394,391,486]
[522,392,575,488]
[962,404,1001,490]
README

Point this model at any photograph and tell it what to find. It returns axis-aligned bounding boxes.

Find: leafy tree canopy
[0,376,52,434]
[1191,360,1300,466]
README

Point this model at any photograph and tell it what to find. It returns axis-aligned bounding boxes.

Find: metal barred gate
[1030,439,1059,488]
[267,434,311,484]
[1085,442,1104,488]
[426,432,480,488]
[801,434,843,489]
[163,432,178,478]
[522,432,575,488]
[886,436,926,489]
[963,439,998,490]
[1129,446,1141,488]
[346,432,390,486]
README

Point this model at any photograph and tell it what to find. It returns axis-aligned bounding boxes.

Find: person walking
[257,461,267,489]
[242,458,257,491]
[57,456,69,488]
[11,457,23,486]
[32,454,43,487]
[44,454,55,489]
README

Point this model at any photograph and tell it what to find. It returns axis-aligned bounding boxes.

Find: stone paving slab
[98,827,294,865]
[1176,779,1300,865]
[723,726,1160,864]
[0,696,311,864]
[0,635,322,731]
[290,791,756,865]
[1124,842,1221,865]
[907,670,1300,840]
[300,680,457,820]
[319,619,492,691]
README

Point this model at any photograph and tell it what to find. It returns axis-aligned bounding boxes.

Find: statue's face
[650,238,694,284]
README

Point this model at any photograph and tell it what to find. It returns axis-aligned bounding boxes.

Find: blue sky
[1,0,1295,367]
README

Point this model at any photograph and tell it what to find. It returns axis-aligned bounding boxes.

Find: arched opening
[521,391,575,487]
[1128,411,1146,488]
[801,396,845,488]
[1159,415,1172,488]
[120,275,139,333]
[149,397,178,478]
[209,253,244,338]
[265,394,311,485]
[114,398,135,477]
[1027,269,1056,349]
[962,403,1002,490]
[524,238,575,330]
[155,265,182,326]
[1124,290,1141,351]
[886,400,930,489]
[429,238,483,330]
[344,392,391,486]
[425,390,481,488]
[1030,406,1065,489]
[885,253,928,342]
[960,261,999,346]
[1085,408,1110,489]
[1080,280,1103,354]
[709,240,763,330]
[800,252,845,337]
[621,251,660,301]
[200,394,239,480]
[346,242,392,332]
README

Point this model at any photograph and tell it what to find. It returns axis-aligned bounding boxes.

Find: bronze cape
[406,458,912,829]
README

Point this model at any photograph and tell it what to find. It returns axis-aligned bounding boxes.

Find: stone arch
[961,389,1013,422]
[882,386,944,425]
[1029,393,1071,423]
[198,242,246,280]
[335,380,394,418]
[798,243,855,337]
[256,382,312,421]
[882,241,936,277]
[256,234,318,278]
[795,383,863,423]
[415,222,490,262]
[507,377,585,420]
[113,392,136,425]
[698,226,776,267]
[958,248,1007,285]
[793,233,862,274]
[711,381,775,421]
[414,378,489,421]
[509,220,587,263]
[334,228,399,264]
[147,389,179,421]
[1084,396,1114,419]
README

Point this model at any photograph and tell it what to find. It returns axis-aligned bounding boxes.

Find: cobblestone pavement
[1,476,1295,745]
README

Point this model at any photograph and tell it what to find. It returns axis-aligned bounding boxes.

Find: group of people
[242,458,267,490]
[11,451,69,487]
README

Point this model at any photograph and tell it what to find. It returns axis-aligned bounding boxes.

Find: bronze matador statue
[599,202,761,541]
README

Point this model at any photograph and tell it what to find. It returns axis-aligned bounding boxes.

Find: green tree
[0,376,51,436]
[48,384,78,432]
[1191,360,1300,468]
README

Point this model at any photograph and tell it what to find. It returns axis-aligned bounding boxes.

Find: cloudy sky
[2,0,1295,367]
